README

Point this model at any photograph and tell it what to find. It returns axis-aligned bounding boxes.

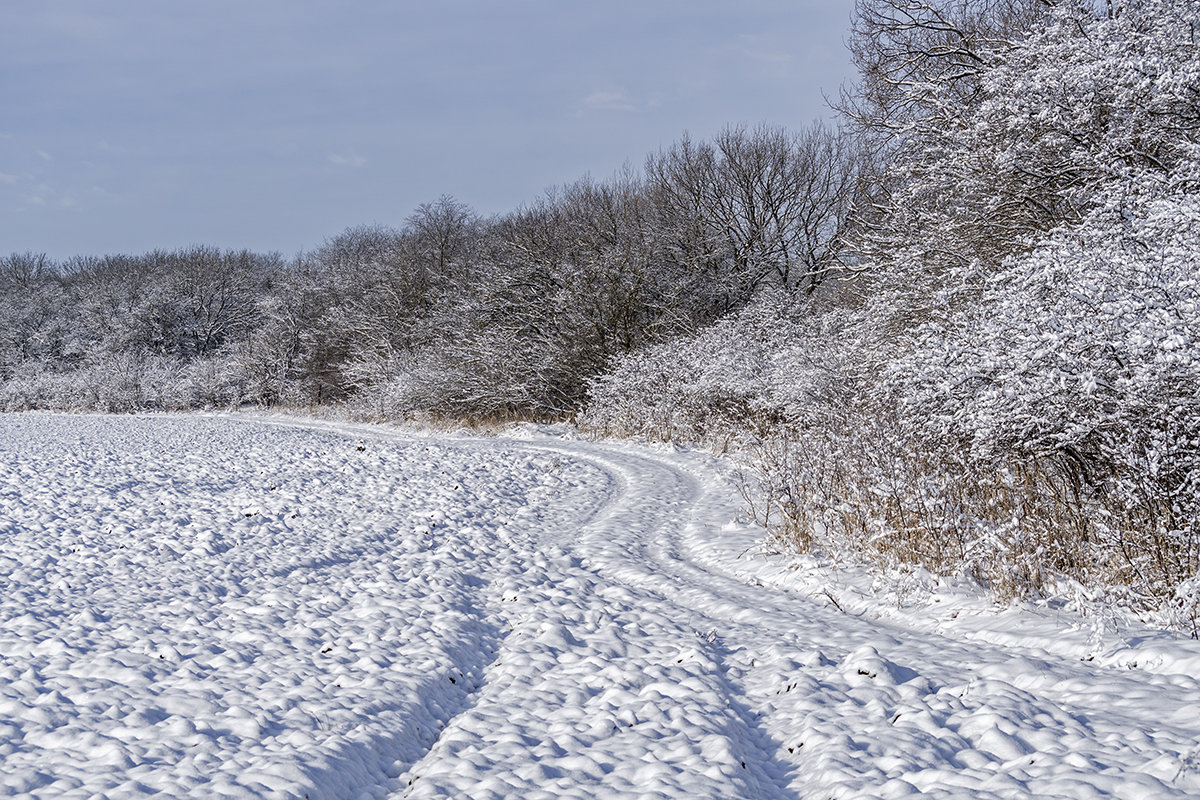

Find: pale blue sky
[2,1,855,260]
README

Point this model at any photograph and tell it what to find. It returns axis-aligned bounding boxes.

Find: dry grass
[743,415,1198,610]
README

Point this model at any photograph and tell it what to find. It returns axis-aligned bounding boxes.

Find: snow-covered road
[2,414,1198,799]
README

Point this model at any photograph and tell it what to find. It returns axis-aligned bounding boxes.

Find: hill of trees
[5,0,1198,625]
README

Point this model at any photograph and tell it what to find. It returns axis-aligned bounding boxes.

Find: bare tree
[839,0,1047,140]
[646,123,863,310]
[406,195,482,293]
[163,246,266,357]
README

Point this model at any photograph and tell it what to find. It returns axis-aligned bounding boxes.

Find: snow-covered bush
[844,0,1200,601]
[0,353,248,413]
[584,286,1140,599]
[892,179,1200,598]
[582,293,799,446]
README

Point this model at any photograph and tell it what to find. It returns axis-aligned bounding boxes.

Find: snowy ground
[2,413,1199,799]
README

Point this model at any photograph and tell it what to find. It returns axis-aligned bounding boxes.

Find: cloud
[0,173,19,185]
[726,34,794,68]
[579,89,637,114]
[328,152,367,168]
[36,150,53,162]
[16,180,83,212]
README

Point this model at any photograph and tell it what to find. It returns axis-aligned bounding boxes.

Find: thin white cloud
[729,34,793,67]
[18,181,82,212]
[579,89,637,114]
[329,152,367,168]
[36,150,53,162]
[97,140,131,155]
[0,172,19,185]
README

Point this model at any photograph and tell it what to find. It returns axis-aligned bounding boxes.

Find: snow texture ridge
[1,413,1198,798]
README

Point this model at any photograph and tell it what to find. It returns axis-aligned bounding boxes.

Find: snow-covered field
[2,413,1199,799]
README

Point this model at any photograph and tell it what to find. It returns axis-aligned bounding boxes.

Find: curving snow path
[1,413,1199,799]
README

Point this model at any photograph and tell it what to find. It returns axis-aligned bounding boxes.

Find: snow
[2,413,1199,798]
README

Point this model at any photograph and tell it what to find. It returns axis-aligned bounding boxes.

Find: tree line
[0,122,860,417]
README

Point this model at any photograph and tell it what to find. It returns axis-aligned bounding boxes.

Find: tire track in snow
[231,417,1200,797]
[284,420,800,798]
[518,438,1200,798]
[389,542,801,799]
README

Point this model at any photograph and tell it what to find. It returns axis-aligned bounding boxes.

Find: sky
[2,1,856,261]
